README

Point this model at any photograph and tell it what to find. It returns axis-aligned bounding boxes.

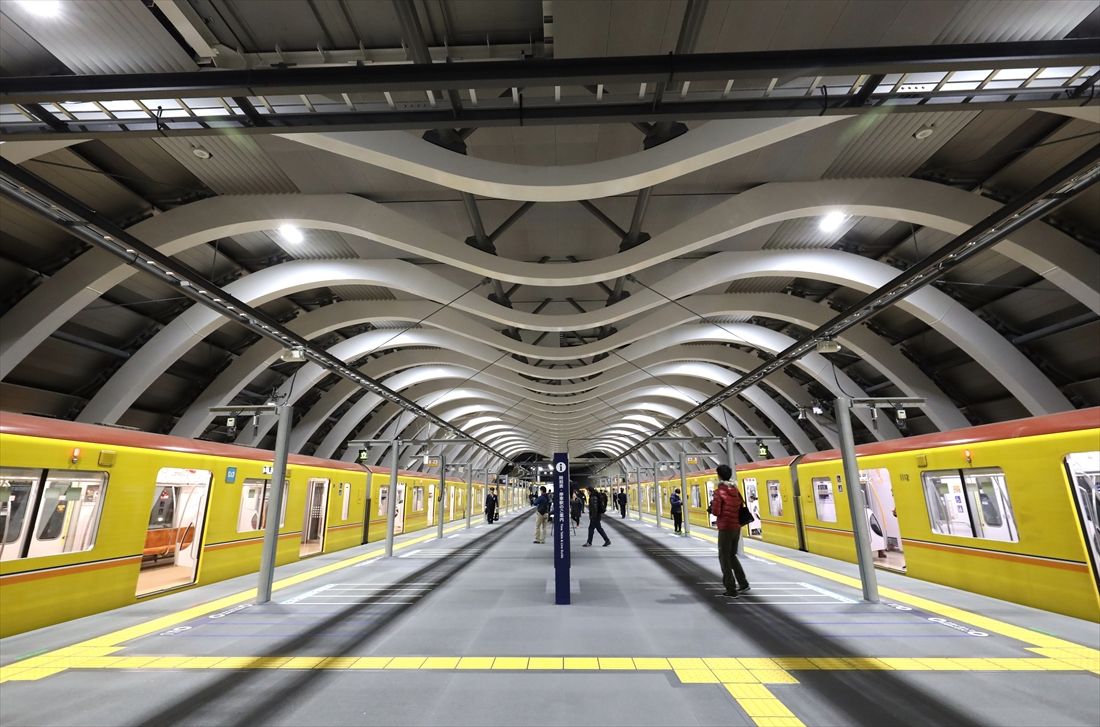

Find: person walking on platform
[533,486,550,543]
[583,487,611,547]
[670,488,684,533]
[617,488,628,518]
[485,487,498,524]
[570,490,584,530]
[710,465,750,597]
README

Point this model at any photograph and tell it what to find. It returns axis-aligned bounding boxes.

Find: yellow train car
[0,413,489,637]
[736,460,803,551]
[793,409,1100,621]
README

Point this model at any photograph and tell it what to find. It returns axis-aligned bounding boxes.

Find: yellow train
[0,413,499,637]
[634,408,1100,622]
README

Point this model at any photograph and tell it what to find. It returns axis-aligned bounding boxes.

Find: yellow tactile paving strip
[676,521,1097,651]
[3,653,1097,727]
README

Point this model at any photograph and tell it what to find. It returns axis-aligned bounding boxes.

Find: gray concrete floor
[1,509,1098,727]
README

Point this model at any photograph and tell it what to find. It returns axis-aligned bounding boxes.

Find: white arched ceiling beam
[74,249,1064,425]
[90,266,976,437]
[281,118,844,202]
[172,292,958,445]
[5,175,1095,380]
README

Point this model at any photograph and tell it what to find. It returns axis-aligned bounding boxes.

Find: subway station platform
[2,508,1098,727]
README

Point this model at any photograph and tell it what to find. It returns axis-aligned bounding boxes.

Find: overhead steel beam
[0,158,512,463]
[8,40,1093,101]
[609,142,1100,465]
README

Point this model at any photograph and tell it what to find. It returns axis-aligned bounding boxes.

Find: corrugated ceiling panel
[154,136,298,194]
[0,10,65,74]
[824,111,979,179]
[724,278,792,294]
[330,285,397,302]
[762,217,861,250]
[933,0,1096,43]
[1,0,196,74]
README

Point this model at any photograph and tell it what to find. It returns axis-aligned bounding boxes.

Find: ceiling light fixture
[818,210,846,233]
[278,224,303,244]
[913,125,936,140]
[19,0,61,18]
[191,146,212,159]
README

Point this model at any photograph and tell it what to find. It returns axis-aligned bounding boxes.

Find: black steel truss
[1,40,1097,138]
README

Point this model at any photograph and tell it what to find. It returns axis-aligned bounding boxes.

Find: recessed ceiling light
[818,210,846,233]
[913,125,935,140]
[191,146,212,159]
[278,224,303,244]
[19,0,61,18]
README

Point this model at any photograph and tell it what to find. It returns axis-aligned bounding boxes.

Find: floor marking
[2,517,502,677]
[633,513,1099,651]
[398,550,421,558]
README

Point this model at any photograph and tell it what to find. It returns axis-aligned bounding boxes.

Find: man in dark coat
[582,487,611,547]
[485,488,497,524]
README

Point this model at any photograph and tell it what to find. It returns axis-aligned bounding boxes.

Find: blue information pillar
[552,452,571,605]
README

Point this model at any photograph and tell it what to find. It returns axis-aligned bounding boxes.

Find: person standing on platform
[617,488,628,518]
[583,487,611,547]
[670,488,684,533]
[485,487,497,524]
[710,464,751,598]
[533,486,550,543]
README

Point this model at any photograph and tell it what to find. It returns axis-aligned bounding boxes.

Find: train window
[341,483,351,521]
[767,480,783,517]
[812,477,837,522]
[1064,451,1100,585]
[236,478,288,532]
[413,486,424,511]
[691,485,701,508]
[148,487,176,529]
[26,471,107,558]
[0,468,42,561]
[921,468,1017,542]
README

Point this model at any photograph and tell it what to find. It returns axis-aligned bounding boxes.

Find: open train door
[300,478,328,557]
[1065,451,1100,589]
[137,467,211,596]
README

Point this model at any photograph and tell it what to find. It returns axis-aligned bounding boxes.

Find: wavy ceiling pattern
[4,109,1096,473]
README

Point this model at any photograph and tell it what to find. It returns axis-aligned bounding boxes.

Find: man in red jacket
[710,464,751,598]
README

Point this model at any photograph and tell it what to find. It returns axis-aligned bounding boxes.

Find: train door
[300,478,328,557]
[1065,451,1100,587]
[742,477,762,537]
[427,484,436,525]
[706,479,717,526]
[449,485,456,521]
[394,483,406,534]
[137,468,211,596]
[860,468,904,572]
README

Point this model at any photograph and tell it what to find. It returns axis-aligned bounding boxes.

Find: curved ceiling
[0,0,1098,480]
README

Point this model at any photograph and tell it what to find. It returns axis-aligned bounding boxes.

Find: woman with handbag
[709,464,752,598]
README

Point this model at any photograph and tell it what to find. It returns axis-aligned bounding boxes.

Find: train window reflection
[0,468,41,561]
[812,477,837,522]
[767,480,783,517]
[921,468,1017,542]
[1064,451,1100,586]
[236,478,288,532]
[27,471,107,558]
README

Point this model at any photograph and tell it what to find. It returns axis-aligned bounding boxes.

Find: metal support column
[465,465,474,530]
[257,404,291,604]
[678,452,691,536]
[386,439,400,558]
[635,468,643,520]
[835,396,879,603]
[652,465,662,530]
[437,454,447,540]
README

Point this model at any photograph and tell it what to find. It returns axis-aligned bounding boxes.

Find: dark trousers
[485,508,495,523]
[587,516,610,545]
[717,528,749,592]
[672,511,683,532]
[619,504,627,518]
